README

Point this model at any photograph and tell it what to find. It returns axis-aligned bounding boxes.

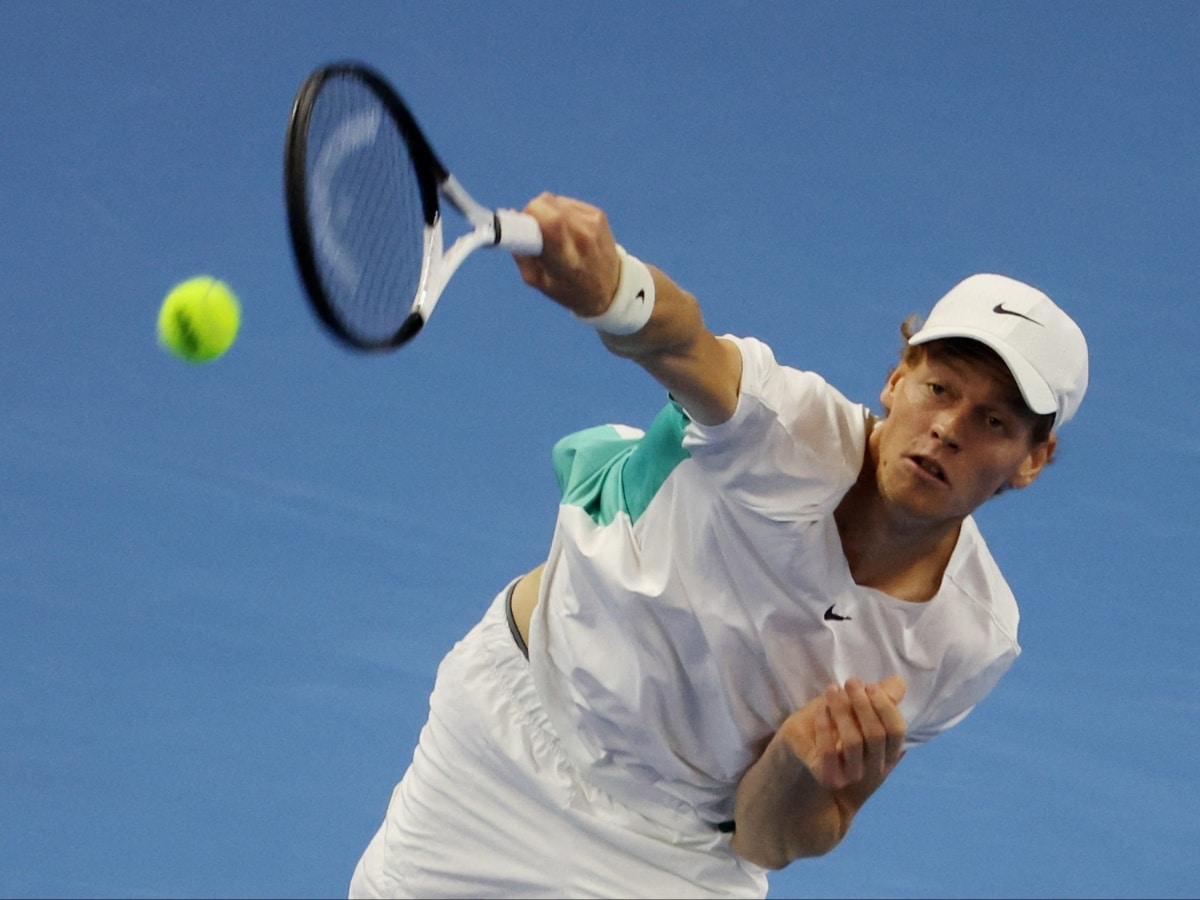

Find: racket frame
[284,61,541,351]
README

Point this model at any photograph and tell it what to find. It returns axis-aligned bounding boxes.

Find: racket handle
[494,209,543,256]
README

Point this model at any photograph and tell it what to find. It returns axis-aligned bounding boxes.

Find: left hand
[803,676,907,791]
[729,676,908,866]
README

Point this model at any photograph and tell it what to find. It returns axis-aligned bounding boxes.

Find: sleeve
[552,402,693,527]
[904,649,1019,747]
[682,335,870,522]
[903,519,1022,746]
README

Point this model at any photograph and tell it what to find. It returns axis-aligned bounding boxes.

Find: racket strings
[304,76,428,346]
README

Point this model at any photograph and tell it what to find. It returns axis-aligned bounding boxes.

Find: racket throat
[394,311,426,345]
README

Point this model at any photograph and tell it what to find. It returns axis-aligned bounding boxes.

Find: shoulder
[900,519,1022,744]
[940,517,1021,649]
[721,335,859,413]
[690,335,869,460]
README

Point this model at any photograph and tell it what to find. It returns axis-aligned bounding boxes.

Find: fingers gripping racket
[284,62,543,350]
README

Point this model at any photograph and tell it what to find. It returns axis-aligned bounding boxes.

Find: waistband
[504,579,529,659]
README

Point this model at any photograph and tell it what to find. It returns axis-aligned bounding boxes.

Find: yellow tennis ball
[158,276,241,363]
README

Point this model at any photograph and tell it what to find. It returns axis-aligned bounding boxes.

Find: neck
[834,424,963,603]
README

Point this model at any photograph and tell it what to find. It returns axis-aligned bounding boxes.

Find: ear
[1008,434,1057,490]
[879,365,906,415]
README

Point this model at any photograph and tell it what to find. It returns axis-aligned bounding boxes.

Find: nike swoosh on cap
[993,303,1042,326]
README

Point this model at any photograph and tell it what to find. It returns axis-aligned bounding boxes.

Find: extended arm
[731,677,908,869]
[513,193,742,426]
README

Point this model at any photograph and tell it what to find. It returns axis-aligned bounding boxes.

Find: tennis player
[349,193,1089,898]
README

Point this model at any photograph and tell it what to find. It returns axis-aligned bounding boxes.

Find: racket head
[284,62,448,351]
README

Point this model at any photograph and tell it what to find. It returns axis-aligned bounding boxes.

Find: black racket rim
[284,61,446,351]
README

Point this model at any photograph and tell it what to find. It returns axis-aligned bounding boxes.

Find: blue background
[2,3,1196,897]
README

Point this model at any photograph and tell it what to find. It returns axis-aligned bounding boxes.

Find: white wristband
[580,245,656,335]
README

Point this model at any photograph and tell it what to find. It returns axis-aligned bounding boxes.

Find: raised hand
[513,193,621,318]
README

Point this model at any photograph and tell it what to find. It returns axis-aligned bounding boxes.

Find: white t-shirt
[527,335,1021,830]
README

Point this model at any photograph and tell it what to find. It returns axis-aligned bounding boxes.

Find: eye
[928,382,946,395]
[986,414,1009,433]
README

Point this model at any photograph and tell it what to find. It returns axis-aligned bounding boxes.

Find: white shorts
[348,583,767,899]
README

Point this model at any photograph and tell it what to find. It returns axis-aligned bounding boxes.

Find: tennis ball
[157,276,241,363]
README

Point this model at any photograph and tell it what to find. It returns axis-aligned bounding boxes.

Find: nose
[931,405,965,451]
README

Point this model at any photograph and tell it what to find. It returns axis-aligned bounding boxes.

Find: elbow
[785,824,846,865]
[798,826,846,861]
[731,839,840,872]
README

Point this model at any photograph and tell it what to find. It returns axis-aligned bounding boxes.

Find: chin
[884,482,962,523]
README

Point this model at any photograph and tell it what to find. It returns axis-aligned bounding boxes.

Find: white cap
[908,273,1088,432]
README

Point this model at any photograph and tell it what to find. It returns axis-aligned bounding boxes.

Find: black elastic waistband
[505,580,529,660]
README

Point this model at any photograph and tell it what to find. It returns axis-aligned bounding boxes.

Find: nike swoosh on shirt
[824,604,852,622]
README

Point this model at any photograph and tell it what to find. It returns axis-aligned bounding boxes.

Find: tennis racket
[284,61,543,351]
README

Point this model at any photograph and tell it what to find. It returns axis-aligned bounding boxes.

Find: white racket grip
[494,209,543,255]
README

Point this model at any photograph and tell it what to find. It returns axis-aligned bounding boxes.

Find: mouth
[908,454,949,486]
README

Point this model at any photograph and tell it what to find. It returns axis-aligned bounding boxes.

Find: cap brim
[909,325,1058,417]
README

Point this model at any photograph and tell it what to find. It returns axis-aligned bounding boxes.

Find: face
[872,352,1055,526]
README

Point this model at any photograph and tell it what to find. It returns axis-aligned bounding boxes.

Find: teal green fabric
[552,402,692,526]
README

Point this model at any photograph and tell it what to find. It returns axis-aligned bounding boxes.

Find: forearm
[730,734,851,869]
[598,266,741,426]
[513,194,741,426]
